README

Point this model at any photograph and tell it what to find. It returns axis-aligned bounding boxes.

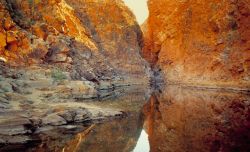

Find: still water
[133,130,150,152]
[2,85,250,152]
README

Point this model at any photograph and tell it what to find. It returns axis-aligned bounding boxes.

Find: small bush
[51,68,67,82]
[1,87,10,92]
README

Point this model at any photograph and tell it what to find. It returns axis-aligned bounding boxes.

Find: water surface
[2,85,250,152]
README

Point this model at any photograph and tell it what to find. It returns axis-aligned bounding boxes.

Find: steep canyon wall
[0,0,149,84]
[142,0,250,89]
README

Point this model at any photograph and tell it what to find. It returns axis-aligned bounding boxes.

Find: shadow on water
[1,85,250,152]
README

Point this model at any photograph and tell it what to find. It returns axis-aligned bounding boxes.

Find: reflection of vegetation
[51,68,67,82]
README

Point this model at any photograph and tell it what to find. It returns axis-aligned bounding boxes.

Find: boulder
[41,113,67,126]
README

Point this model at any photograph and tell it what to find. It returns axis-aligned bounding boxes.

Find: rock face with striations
[0,0,149,85]
[142,0,250,89]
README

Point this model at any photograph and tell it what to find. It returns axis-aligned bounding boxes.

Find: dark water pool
[1,85,250,152]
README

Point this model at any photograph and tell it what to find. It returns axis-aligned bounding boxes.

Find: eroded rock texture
[142,0,250,89]
[0,0,149,85]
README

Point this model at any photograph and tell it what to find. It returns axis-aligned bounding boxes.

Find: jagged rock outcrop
[142,0,250,90]
[0,0,149,85]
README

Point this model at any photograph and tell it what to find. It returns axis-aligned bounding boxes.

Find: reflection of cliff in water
[75,114,143,152]
[1,85,249,152]
[143,86,250,152]
[2,86,148,152]
[71,86,147,152]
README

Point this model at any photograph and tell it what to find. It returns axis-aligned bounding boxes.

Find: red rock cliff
[0,0,149,84]
[142,0,250,89]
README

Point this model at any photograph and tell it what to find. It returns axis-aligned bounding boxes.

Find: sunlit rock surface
[143,85,250,152]
[0,0,149,85]
[142,0,250,89]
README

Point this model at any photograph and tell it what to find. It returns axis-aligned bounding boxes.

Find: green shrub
[1,87,10,92]
[51,68,67,82]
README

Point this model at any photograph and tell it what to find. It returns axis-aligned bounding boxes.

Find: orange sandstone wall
[143,0,250,89]
[0,0,149,83]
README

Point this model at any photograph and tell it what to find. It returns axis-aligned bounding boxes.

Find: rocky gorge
[0,0,249,151]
